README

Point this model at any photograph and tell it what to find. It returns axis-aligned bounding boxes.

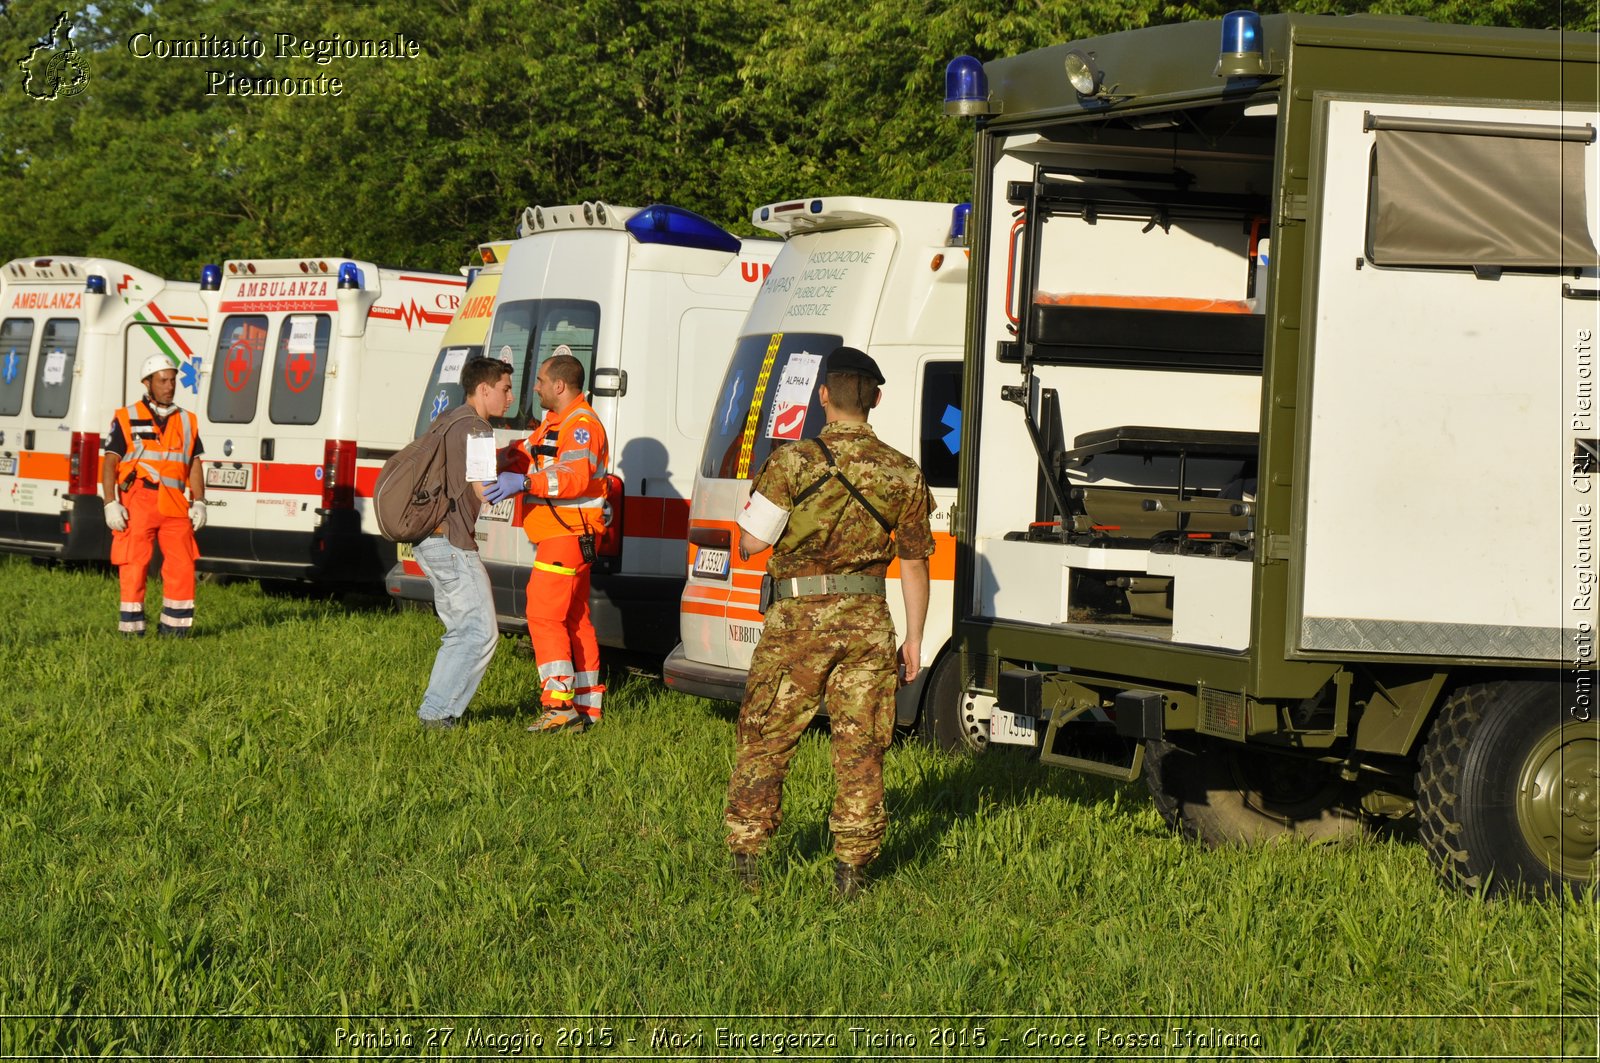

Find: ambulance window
[0,319,34,417]
[31,319,78,419]
[699,332,840,480]
[207,315,268,424]
[918,361,962,489]
[486,299,600,428]
[268,314,331,425]
[412,346,480,438]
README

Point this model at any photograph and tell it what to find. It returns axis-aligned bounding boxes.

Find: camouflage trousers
[724,609,898,867]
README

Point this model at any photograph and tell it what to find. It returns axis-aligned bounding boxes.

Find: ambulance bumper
[663,643,748,704]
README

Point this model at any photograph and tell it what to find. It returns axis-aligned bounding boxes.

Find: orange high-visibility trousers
[111,481,198,635]
[525,535,603,715]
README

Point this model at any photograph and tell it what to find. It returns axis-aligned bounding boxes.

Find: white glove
[104,498,128,532]
[189,500,207,531]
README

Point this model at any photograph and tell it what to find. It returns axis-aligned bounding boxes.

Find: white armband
[738,489,790,544]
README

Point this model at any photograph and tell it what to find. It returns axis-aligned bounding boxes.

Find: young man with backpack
[410,356,515,730]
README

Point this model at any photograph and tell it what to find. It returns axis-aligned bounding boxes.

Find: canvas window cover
[1368,115,1599,270]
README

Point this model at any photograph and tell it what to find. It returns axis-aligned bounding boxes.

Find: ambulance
[192,258,465,583]
[0,257,208,560]
[385,202,781,653]
[943,14,1598,895]
[663,197,969,715]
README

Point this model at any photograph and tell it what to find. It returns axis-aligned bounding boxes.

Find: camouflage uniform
[724,420,935,868]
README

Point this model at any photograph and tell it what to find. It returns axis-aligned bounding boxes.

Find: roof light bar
[624,204,740,255]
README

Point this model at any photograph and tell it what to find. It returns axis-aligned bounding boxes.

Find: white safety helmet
[139,354,177,382]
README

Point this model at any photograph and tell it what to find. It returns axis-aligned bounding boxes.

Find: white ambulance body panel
[0,257,208,560]
[194,258,463,582]
[666,197,968,714]
[389,204,779,651]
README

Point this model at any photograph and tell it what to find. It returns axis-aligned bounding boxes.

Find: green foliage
[0,0,1593,277]
[0,555,1594,1057]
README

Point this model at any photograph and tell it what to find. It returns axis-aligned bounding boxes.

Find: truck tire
[1415,680,1598,898]
[1145,738,1362,845]
[915,650,987,755]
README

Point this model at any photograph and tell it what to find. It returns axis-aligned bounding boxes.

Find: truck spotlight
[1064,50,1102,97]
[200,264,222,290]
[944,56,992,117]
[1217,10,1267,77]
[84,275,106,295]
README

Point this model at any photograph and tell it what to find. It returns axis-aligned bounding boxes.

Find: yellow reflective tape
[533,560,578,576]
[548,691,575,702]
[736,333,783,479]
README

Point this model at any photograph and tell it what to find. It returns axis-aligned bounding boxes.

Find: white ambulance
[192,258,464,583]
[663,197,969,716]
[385,202,780,653]
[0,256,208,560]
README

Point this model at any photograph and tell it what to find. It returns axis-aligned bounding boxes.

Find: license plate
[205,463,250,490]
[990,708,1040,746]
[0,455,14,476]
[396,541,415,562]
[692,546,731,579]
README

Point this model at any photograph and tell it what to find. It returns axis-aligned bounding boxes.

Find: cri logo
[223,335,259,392]
[284,350,316,393]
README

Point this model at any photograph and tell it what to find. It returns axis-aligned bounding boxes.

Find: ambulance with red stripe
[664,197,968,721]
[192,257,464,582]
[386,202,780,653]
[0,257,208,560]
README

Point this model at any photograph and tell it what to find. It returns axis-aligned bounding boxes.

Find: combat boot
[732,853,760,892]
[833,860,867,900]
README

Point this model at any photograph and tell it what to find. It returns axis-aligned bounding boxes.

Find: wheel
[1145,738,1363,845]
[1416,680,1599,898]
[915,650,987,755]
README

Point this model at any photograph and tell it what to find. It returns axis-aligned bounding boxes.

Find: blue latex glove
[483,470,527,504]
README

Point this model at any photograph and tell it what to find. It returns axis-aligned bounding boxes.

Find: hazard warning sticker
[764,351,820,441]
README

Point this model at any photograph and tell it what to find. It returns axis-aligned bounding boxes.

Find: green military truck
[935,13,1597,896]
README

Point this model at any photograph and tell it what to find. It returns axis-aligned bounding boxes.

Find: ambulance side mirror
[592,368,627,397]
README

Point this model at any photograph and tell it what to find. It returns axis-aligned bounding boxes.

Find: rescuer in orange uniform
[483,353,609,733]
[100,353,207,637]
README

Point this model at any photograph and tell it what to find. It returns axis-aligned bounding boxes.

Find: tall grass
[0,556,1594,1058]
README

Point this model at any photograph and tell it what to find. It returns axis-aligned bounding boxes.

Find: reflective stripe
[573,670,601,688]
[118,618,145,633]
[538,659,575,680]
[557,448,600,465]
[546,689,575,702]
[545,470,560,495]
[533,560,577,576]
[574,691,603,710]
[161,599,195,620]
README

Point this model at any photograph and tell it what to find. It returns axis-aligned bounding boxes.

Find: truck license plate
[0,455,15,476]
[205,464,250,490]
[693,546,730,579]
[990,708,1039,746]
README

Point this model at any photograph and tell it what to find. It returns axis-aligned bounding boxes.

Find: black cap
[823,346,885,385]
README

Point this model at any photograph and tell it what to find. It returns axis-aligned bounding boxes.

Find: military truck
[938,13,1598,896]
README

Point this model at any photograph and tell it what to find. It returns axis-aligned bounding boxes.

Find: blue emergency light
[84,275,106,294]
[949,203,972,245]
[944,56,989,116]
[1218,11,1268,77]
[337,261,363,290]
[200,264,222,291]
[625,204,741,255]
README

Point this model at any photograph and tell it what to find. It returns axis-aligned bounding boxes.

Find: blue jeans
[412,536,499,721]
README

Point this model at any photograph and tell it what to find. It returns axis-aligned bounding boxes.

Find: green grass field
[0,554,1595,1059]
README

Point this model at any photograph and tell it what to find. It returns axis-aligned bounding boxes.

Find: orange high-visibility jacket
[114,402,199,518]
[513,398,609,544]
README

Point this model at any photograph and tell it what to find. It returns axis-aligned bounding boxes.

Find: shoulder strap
[792,437,893,535]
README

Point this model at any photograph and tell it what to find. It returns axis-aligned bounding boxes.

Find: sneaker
[419,715,459,731]
[527,708,589,734]
[833,860,868,901]
[732,853,759,892]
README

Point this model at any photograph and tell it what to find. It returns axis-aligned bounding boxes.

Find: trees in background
[0,0,1590,277]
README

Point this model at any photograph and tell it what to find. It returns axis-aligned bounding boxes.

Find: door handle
[1562,283,1600,300]
[23,429,34,450]
[260,438,275,461]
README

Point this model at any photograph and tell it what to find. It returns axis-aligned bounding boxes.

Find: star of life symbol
[18,12,90,102]
[430,390,450,421]
[573,427,590,445]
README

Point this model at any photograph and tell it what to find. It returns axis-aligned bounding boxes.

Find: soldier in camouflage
[724,346,933,899]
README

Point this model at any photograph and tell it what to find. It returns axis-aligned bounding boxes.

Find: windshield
[699,331,841,480]
[411,344,485,438]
